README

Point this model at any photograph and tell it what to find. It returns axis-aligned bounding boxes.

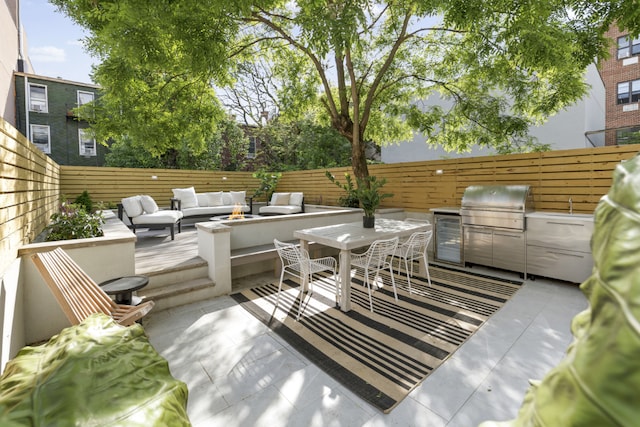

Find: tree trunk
[350,133,369,181]
[333,114,370,180]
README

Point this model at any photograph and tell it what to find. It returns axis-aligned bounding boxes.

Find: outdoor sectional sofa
[258,192,305,215]
[118,195,184,240]
[170,187,252,220]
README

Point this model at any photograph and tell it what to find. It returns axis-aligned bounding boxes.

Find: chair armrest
[248,196,253,213]
[117,203,124,220]
[170,198,181,210]
[301,197,305,213]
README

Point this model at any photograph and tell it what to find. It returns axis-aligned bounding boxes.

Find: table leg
[339,249,352,311]
[115,292,132,305]
[299,239,310,292]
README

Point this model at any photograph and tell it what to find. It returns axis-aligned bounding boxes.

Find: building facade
[600,26,640,145]
[14,73,109,166]
[382,63,606,163]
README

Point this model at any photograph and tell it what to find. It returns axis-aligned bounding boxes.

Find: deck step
[141,257,209,289]
[140,277,217,312]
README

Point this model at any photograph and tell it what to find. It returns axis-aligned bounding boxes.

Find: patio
[134,225,587,427]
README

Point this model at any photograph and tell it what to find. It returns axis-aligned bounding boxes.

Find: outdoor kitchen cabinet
[525,213,594,284]
[464,226,526,273]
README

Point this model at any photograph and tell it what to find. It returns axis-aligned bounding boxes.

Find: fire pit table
[210,214,262,221]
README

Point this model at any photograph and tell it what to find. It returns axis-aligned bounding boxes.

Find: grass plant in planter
[356,176,393,228]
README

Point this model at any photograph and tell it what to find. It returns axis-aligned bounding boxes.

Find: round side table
[99,275,149,305]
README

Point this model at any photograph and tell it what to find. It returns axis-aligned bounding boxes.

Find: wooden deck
[133,225,201,275]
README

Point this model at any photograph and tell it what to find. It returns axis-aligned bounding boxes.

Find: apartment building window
[618,35,640,59]
[77,90,94,106]
[28,84,48,113]
[616,126,640,145]
[30,124,51,153]
[247,136,256,159]
[617,79,640,104]
[79,128,96,156]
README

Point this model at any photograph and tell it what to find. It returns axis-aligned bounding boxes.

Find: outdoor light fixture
[222,176,227,180]
[435,169,444,175]
[151,175,158,180]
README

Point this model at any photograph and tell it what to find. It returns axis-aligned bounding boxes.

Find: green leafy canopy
[53,0,637,177]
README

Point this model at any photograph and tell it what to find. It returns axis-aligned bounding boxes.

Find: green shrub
[45,201,105,241]
[73,190,94,213]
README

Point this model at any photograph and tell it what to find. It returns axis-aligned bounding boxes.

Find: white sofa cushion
[196,193,210,207]
[121,196,144,217]
[172,187,198,209]
[139,195,159,214]
[259,205,303,215]
[206,191,224,206]
[230,191,247,205]
[221,193,233,205]
[272,192,291,206]
[131,210,183,225]
[289,192,304,207]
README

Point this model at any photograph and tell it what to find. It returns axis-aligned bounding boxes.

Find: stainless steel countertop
[430,207,460,215]
[526,212,593,221]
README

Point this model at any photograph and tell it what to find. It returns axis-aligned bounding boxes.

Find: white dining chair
[350,236,399,312]
[274,239,338,320]
[394,228,433,293]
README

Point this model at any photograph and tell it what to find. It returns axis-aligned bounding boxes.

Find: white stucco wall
[382,64,606,163]
[0,0,19,126]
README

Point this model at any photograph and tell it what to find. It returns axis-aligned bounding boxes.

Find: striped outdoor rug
[231,264,522,413]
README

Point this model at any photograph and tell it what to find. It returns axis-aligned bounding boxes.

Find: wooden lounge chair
[31,248,155,326]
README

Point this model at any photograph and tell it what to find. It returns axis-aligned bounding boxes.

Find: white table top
[294,218,428,251]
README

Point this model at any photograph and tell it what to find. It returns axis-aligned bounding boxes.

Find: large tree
[55,0,637,179]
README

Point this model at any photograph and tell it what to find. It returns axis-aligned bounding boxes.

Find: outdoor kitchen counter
[525,212,593,220]
[525,211,594,284]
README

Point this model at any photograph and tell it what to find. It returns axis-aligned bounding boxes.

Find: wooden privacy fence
[1,118,59,274]
[59,144,640,214]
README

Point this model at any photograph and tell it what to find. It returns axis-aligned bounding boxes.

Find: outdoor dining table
[294,218,430,312]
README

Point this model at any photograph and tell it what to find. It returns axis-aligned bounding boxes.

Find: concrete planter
[15,210,137,344]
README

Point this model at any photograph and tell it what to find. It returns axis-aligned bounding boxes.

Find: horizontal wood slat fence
[60,145,640,214]
[59,167,257,208]
[1,118,60,274]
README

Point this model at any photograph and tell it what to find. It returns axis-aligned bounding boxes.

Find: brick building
[14,73,109,166]
[600,26,640,145]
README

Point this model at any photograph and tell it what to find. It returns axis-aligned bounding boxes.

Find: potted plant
[325,171,360,208]
[355,176,393,228]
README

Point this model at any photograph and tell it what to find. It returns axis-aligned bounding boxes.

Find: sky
[20,0,96,84]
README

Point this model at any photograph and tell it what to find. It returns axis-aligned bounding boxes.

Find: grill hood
[460,185,534,230]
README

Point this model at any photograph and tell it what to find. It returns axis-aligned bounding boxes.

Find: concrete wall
[16,211,136,346]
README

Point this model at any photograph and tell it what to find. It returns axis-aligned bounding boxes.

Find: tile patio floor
[142,253,588,426]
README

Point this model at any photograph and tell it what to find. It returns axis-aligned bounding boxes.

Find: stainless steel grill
[460,185,534,231]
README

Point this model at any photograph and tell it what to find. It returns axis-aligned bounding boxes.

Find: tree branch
[360,11,412,132]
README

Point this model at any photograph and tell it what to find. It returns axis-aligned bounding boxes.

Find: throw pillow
[206,192,224,206]
[121,196,143,217]
[139,195,159,214]
[273,193,291,206]
[172,187,198,209]
[230,191,246,205]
